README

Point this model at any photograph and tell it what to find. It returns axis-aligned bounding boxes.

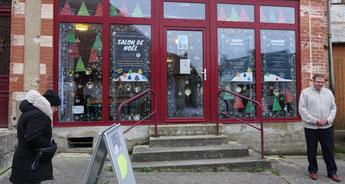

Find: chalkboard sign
[83,124,136,184]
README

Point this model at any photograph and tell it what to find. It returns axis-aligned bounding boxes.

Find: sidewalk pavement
[1,153,345,184]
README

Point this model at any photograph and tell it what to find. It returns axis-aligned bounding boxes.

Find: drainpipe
[328,0,335,93]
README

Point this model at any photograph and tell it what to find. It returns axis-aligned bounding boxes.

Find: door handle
[199,68,206,81]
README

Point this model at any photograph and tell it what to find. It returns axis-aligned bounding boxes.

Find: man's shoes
[309,173,317,180]
[329,174,341,182]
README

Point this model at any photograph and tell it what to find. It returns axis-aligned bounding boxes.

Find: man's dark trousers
[305,127,337,176]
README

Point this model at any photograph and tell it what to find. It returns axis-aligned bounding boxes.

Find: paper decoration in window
[129,69,133,74]
[138,69,143,75]
[234,96,244,109]
[245,101,255,113]
[69,43,79,58]
[128,75,132,80]
[277,10,287,23]
[93,35,102,51]
[75,57,86,72]
[285,89,294,103]
[260,8,267,22]
[65,29,76,43]
[95,2,103,16]
[272,97,282,111]
[262,100,268,111]
[223,84,235,100]
[61,1,72,15]
[230,8,240,21]
[77,2,90,16]
[135,75,140,81]
[89,48,99,63]
[268,10,276,23]
[218,7,227,21]
[240,8,250,22]
[119,2,129,17]
[109,3,119,16]
[132,3,143,18]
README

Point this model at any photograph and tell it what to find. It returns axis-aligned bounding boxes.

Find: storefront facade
[8,0,332,154]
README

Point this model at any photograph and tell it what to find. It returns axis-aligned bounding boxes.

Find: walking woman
[10,89,61,184]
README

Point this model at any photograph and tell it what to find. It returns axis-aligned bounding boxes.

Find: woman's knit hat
[43,89,61,106]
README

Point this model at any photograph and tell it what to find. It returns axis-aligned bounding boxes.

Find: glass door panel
[166,30,204,118]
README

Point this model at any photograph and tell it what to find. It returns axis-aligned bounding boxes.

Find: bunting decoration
[138,69,143,75]
[131,3,143,18]
[240,8,250,22]
[223,84,235,100]
[93,35,102,51]
[245,101,255,113]
[285,89,294,103]
[77,2,90,16]
[234,96,244,109]
[119,2,129,17]
[65,29,76,43]
[129,69,133,74]
[95,2,103,16]
[60,0,72,15]
[218,7,227,21]
[277,10,287,23]
[75,57,86,72]
[260,8,267,22]
[109,3,119,16]
[230,8,240,21]
[89,48,99,63]
[272,97,282,111]
[68,43,79,58]
[268,9,276,23]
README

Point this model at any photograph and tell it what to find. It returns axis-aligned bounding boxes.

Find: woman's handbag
[31,139,57,170]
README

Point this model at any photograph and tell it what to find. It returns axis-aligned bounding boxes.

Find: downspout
[328,0,335,93]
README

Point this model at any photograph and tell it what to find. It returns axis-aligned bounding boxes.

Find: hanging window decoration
[218,28,256,119]
[109,25,151,121]
[109,0,151,18]
[59,0,103,16]
[217,4,254,22]
[261,30,297,118]
[58,23,103,122]
[260,6,295,24]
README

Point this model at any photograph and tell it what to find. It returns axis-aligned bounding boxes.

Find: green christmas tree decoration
[129,69,133,74]
[131,3,143,18]
[268,9,276,23]
[77,1,90,16]
[223,84,235,100]
[92,35,102,51]
[109,3,118,16]
[75,57,86,72]
[245,101,255,113]
[265,72,270,76]
[272,97,282,111]
[65,29,76,43]
[230,8,240,21]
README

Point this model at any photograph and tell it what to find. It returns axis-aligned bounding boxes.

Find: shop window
[58,23,103,122]
[260,6,295,24]
[109,25,151,121]
[217,4,254,22]
[109,0,151,17]
[218,28,256,119]
[261,30,297,118]
[164,2,205,20]
[59,0,103,16]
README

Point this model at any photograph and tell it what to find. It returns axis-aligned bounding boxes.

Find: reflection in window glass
[59,0,103,16]
[217,4,254,22]
[164,2,205,20]
[109,0,151,17]
[218,28,256,119]
[109,25,151,121]
[261,30,297,118]
[58,23,103,122]
[260,6,295,24]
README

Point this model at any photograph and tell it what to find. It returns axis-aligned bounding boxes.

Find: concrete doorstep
[1,153,345,184]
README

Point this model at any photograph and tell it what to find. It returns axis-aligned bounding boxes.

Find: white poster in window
[178,35,188,49]
[180,59,191,74]
[72,105,84,114]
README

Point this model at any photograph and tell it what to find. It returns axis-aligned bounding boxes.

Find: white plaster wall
[331,5,345,42]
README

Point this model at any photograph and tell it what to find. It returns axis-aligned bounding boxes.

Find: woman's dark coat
[10,100,54,184]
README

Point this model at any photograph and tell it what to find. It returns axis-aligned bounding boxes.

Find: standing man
[299,74,340,182]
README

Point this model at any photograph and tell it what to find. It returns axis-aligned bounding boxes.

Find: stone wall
[0,131,17,174]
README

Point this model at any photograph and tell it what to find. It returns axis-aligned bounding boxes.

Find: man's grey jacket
[298,85,337,129]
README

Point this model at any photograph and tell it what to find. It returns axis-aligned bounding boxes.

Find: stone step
[132,144,249,162]
[132,157,271,172]
[149,124,223,136]
[149,135,228,148]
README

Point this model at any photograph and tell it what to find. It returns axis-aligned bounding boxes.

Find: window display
[217,4,254,22]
